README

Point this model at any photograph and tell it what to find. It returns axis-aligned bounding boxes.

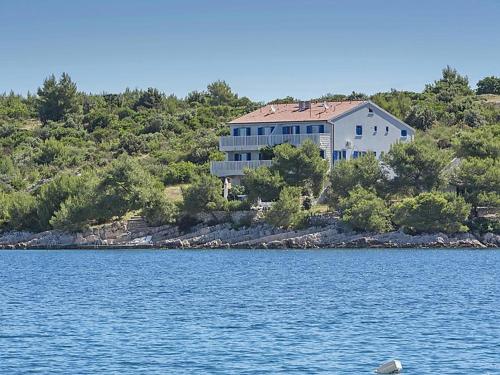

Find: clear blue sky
[1,0,499,101]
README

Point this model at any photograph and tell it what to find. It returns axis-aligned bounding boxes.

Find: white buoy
[375,359,403,374]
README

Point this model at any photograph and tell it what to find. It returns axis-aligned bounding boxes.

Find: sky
[1,0,499,102]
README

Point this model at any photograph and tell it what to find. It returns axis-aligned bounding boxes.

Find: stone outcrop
[0,215,497,249]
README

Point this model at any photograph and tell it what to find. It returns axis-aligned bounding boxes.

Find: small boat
[375,359,403,374]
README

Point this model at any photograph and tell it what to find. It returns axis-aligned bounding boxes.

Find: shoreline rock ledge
[0,217,498,249]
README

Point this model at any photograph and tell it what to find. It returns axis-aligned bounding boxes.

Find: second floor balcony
[219,133,330,151]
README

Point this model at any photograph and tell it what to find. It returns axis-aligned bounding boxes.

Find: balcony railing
[219,133,330,151]
[210,160,273,177]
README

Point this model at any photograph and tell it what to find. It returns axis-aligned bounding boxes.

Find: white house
[210,100,414,184]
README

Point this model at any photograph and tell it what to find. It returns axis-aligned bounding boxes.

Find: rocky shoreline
[1,215,498,250]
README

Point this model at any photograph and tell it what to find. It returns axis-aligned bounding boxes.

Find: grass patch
[165,184,187,203]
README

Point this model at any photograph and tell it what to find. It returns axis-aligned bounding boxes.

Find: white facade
[331,102,414,161]
[210,101,414,180]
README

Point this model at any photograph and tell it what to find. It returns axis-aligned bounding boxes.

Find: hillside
[0,68,499,236]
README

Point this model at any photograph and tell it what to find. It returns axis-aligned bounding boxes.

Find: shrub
[338,186,392,233]
[392,192,471,234]
[140,188,178,226]
[163,161,197,184]
[328,153,386,207]
[265,186,305,229]
[271,140,329,197]
[241,166,285,202]
[4,192,39,231]
[383,136,451,194]
[182,174,225,213]
[36,173,82,230]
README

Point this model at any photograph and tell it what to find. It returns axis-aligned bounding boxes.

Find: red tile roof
[229,101,366,124]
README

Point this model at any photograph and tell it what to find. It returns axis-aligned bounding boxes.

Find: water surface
[0,249,498,374]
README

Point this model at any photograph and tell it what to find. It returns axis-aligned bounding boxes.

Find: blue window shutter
[307,126,312,134]
[386,126,389,133]
[258,153,262,160]
[246,128,251,136]
[320,150,325,159]
[270,126,275,134]
[401,129,407,137]
[319,125,324,133]
[295,125,300,134]
[356,125,363,136]
[353,151,358,159]
[246,153,251,161]
[258,127,263,136]
[234,153,239,161]
[233,128,238,136]
[282,126,289,135]
[333,151,338,160]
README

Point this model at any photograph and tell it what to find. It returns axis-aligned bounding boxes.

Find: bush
[338,186,392,233]
[4,192,39,231]
[328,153,386,207]
[241,166,285,202]
[264,186,305,229]
[383,136,451,194]
[182,174,225,213]
[271,140,329,197]
[392,192,471,234]
[36,173,82,230]
[140,188,178,226]
[163,161,197,184]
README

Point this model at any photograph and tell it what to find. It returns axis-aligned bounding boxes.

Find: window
[246,153,252,161]
[306,125,324,134]
[282,126,291,135]
[233,128,239,136]
[333,151,339,161]
[385,126,389,133]
[294,125,301,134]
[356,125,363,136]
[401,129,408,137]
[374,126,378,132]
[368,108,373,113]
[320,150,325,159]
[342,150,347,159]
[234,153,241,161]
[246,127,251,136]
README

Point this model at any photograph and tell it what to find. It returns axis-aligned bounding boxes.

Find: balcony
[210,160,273,177]
[219,133,330,151]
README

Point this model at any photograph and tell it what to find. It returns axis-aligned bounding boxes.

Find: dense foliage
[0,67,498,234]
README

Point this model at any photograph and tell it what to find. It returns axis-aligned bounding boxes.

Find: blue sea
[0,249,498,374]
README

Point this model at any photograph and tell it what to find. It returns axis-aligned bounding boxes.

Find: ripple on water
[0,249,498,374]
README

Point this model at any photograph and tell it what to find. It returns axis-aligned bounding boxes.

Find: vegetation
[0,67,498,235]
[264,187,305,229]
[338,187,392,233]
[392,192,470,234]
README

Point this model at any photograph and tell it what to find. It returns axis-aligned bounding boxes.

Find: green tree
[451,157,500,212]
[37,73,79,123]
[477,76,500,95]
[36,173,82,230]
[383,137,451,194]
[392,192,471,234]
[134,88,163,110]
[207,80,237,106]
[140,187,178,226]
[424,66,474,103]
[453,124,500,159]
[264,186,305,229]
[4,192,39,231]
[182,174,225,212]
[328,153,386,206]
[338,186,392,233]
[271,140,329,196]
[241,166,285,203]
